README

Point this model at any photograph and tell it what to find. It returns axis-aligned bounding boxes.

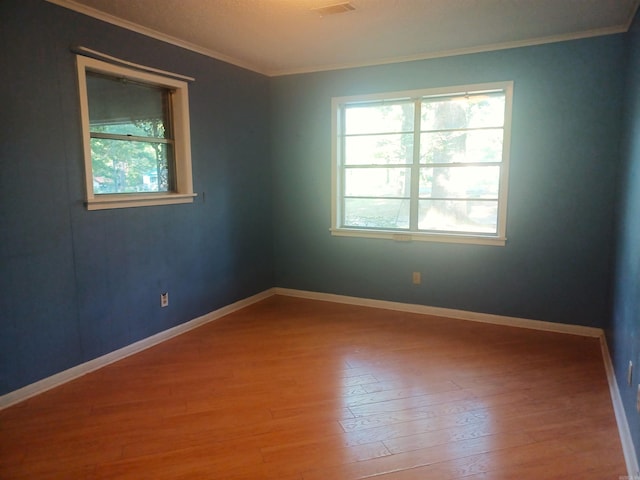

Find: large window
[77,55,195,210]
[332,82,513,245]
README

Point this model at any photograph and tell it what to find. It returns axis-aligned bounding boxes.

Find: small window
[332,82,513,245]
[77,56,195,210]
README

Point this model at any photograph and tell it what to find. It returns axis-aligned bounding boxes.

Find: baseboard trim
[600,336,640,477]
[3,286,637,474]
[273,287,603,337]
[0,288,275,410]
[274,287,639,474]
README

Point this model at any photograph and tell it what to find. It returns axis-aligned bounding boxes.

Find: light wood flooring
[0,295,627,479]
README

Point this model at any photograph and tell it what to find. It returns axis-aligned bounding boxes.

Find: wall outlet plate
[160,292,169,308]
[629,361,634,386]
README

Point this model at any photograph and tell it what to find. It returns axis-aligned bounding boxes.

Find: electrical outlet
[412,272,421,285]
[629,361,634,386]
[160,292,169,308]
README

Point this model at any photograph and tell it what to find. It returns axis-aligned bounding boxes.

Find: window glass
[344,199,410,229]
[89,138,172,194]
[77,54,194,210]
[418,166,500,199]
[86,72,173,194]
[333,82,513,245]
[418,200,498,233]
[421,93,505,130]
[345,168,411,197]
[345,102,414,135]
[86,72,170,138]
[420,130,503,164]
[345,134,413,165]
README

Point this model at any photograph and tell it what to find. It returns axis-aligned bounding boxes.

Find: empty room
[2,0,640,478]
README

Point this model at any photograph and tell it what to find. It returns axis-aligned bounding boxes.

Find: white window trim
[331,81,513,246]
[76,55,196,210]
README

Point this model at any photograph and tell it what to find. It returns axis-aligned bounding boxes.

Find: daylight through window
[87,72,174,194]
[77,55,195,210]
[332,82,513,245]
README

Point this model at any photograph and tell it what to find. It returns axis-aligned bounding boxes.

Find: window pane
[87,72,170,138]
[419,166,500,199]
[419,200,498,233]
[345,167,410,197]
[420,129,503,164]
[345,134,413,165]
[421,93,505,131]
[90,138,172,194]
[345,102,414,135]
[345,198,410,229]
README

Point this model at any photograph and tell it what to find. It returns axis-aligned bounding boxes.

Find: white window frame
[76,55,195,210]
[331,81,513,246]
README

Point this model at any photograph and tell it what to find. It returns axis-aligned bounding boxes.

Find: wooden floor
[0,295,627,479]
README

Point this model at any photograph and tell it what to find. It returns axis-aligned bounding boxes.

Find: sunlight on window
[87,72,173,194]
[333,82,512,244]
[77,54,195,210]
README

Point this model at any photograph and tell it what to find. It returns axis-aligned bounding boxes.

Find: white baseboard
[600,336,640,477]
[3,285,637,475]
[0,288,276,410]
[273,287,638,475]
[1,287,600,411]
[273,287,603,337]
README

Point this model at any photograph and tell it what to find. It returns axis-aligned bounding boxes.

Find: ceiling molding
[626,0,640,30]
[271,24,629,77]
[46,0,270,75]
[47,0,638,78]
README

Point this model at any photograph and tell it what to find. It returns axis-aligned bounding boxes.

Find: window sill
[86,193,197,210]
[330,228,506,246]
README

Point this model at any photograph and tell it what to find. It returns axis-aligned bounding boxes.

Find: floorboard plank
[0,295,627,479]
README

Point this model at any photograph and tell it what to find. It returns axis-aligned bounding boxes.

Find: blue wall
[0,0,274,395]
[0,8,636,465]
[271,36,625,328]
[611,8,640,463]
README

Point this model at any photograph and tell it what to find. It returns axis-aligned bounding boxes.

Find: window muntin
[77,55,195,210]
[332,82,513,245]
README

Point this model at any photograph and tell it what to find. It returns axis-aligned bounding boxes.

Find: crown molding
[626,0,640,30]
[272,25,629,76]
[47,0,638,77]
[46,0,269,75]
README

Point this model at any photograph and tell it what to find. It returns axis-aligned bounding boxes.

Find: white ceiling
[50,0,640,76]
